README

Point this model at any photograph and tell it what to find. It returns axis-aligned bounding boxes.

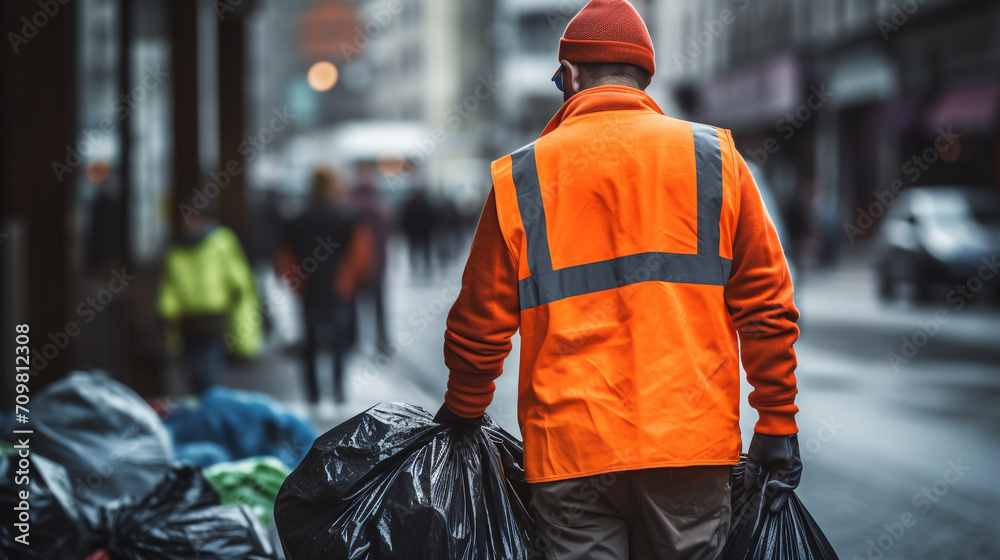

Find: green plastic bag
[204,456,290,525]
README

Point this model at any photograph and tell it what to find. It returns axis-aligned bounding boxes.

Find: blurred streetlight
[307,61,339,92]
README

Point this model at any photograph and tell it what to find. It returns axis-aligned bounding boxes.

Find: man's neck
[584,78,643,91]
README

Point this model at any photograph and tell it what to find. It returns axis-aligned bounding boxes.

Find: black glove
[433,403,485,429]
[744,433,802,513]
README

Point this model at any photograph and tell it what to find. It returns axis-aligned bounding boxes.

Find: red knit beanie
[558,0,655,76]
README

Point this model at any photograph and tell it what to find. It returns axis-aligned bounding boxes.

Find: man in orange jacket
[435,1,802,557]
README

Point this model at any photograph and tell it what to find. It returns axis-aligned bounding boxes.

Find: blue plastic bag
[175,441,234,467]
[166,387,316,468]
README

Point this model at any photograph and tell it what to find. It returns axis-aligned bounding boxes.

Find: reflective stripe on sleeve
[692,122,723,257]
[511,144,553,276]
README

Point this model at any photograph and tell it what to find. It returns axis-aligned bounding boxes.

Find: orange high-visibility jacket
[444,85,799,483]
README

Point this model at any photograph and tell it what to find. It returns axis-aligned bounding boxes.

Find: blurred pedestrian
[82,160,127,374]
[158,211,262,395]
[401,187,435,276]
[433,1,802,558]
[276,167,372,404]
[84,160,124,276]
[814,179,841,267]
[251,189,285,267]
[784,178,817,269]
[348,168,393,348]
[433,195,461,266]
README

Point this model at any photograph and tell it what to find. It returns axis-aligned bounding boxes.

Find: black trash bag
[722,455,839,560]
[91,464,277,560]
[274,402,540,560]
[0,453,90,559]
[32,371,174,506]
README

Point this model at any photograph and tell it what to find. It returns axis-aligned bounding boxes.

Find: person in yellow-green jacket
[159,214,262,394]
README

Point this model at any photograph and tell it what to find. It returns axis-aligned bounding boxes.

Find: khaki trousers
[529,466,731,560]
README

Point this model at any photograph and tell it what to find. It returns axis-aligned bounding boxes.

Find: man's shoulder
[495,140,536,157]
[685,118,732,134]
[642,113,732,136]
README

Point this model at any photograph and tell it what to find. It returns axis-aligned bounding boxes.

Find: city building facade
[654,0,1000,255]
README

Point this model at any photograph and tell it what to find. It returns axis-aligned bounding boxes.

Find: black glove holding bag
[744,433,802,513]
[433,403,486,430]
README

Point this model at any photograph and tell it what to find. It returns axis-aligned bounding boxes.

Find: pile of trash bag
[165,387,316,469]
[89,464,277,560]
[723,455,839,560]
[32,371,175,507]
[204,456,291,526]
[0,372,285,559]
[0,453,90,560]
[0,455,279,560]
[274,402,540,560]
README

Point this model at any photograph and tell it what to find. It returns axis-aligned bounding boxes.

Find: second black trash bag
[91,464,277,560]
[274,402,540,560]
[722,456,840,560]
[32,371,174,507]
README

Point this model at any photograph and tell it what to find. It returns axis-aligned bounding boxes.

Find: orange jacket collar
[540,85,666,137]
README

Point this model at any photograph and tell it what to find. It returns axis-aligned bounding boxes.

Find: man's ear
[560,59,581,92]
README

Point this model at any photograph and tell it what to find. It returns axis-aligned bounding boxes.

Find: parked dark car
[875,186,1000,301]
